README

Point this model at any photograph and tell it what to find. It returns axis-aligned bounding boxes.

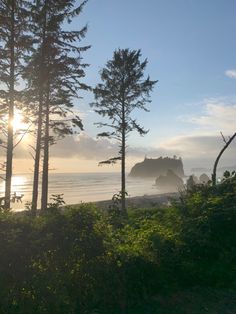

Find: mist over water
[0,172,157,211]
[0,168,228,211]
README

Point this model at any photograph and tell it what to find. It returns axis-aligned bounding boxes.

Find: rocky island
[129,156,185,178]
[155,169,184,192]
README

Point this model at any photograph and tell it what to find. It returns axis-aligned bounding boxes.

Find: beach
[93,192,179,209]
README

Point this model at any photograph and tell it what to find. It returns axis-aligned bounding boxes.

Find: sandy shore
[92,192,179,209]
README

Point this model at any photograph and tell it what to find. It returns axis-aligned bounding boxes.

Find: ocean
[0,172,158,211]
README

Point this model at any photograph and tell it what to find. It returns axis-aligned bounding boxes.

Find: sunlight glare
[11,112,27,131]
[12,175,26,186]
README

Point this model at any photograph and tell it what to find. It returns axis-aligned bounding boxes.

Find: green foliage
[171,174,236,288]
[47,193,65,211]
[0,178,235,313]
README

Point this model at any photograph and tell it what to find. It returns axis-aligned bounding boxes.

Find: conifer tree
[0,0,31,209]
[24,0,90,211]
[23,0,47,213]
[92,49,157,213]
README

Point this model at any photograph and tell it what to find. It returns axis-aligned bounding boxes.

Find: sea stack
[129,156,185,178]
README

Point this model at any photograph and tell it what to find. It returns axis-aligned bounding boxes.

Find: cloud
[164,100,236,166]
[0,132,172,162]
[225,69,236,79]
[180,101,236,134]
[159,134,234,158]
[51,133,118,160]
[191,102,236,132]
[51,133,171,160]
[1,99,235,172]
[51,132,236,168]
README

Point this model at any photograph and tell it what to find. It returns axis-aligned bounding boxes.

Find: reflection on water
[12,176,27,189]
[0,175,31,211]
[0,175,29,194]
[0,172,158,211]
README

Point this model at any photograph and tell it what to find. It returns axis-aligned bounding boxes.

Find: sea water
[0,172,157,211]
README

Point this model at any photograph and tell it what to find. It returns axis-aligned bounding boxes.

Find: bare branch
[13,124,32,149]
[212,132,236,185]
[220,131,227,144]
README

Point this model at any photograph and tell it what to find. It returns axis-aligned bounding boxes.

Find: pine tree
[92,49,157,213]
[24,0,90,211]
[0,0,31,209]
[23,0,54,213]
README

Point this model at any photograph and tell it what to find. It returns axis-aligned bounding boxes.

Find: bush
[0,178,235,313]
[170,175,236,288]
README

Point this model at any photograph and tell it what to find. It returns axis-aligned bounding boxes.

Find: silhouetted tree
[0,0,31,209]
[24,0,90,211]
[25,0,47,213]
[212,132,236,185]
[92,49,157,212]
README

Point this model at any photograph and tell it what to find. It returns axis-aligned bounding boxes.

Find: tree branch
[212,132,236,185]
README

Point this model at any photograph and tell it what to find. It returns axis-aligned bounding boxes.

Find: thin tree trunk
[31,2,47,214]
[121,101,126,213]
[31,95,43,213]
[212,132,236,185]
[32,62,45,214]
[41,94,49,210]
[4,3,15,209]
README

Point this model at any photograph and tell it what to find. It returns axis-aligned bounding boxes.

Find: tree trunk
[121,101,126,213]
[31,97,43,213]
[4,3,15,209]
[212,132,236,185]
[41,95,49,210]
[31,2,47,214]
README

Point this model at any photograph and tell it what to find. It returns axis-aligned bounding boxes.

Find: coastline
[90,192,179,209]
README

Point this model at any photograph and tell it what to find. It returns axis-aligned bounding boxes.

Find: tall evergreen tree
[24,0,90,211]
[0,0,31,209]
[23,0,53,213]
[92,49,157,213]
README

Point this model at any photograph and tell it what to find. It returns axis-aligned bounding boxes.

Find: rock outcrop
[199,173,210,184]
[129,156,185,178]
[155,170,184,192]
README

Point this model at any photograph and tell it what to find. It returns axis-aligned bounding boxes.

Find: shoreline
[89,192,179,209]
[13,192,179,213]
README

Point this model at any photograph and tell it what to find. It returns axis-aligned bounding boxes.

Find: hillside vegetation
[0,175,235,313]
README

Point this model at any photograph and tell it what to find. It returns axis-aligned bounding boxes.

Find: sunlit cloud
[159,134,224,158]
[179,101,236,134]
[51,133,118,160]
[158,100,236,166]
[2,98,236,172]
[225,69,236,79]
[191,102,236,133]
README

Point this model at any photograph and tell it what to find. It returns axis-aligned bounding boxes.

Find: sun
[11,112,28,132]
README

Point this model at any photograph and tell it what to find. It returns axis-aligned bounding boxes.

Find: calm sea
[0,172,157,211]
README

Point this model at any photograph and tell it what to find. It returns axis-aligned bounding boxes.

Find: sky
[7,0,236,173]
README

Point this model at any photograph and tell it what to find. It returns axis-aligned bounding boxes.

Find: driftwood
[212,132,236,185]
